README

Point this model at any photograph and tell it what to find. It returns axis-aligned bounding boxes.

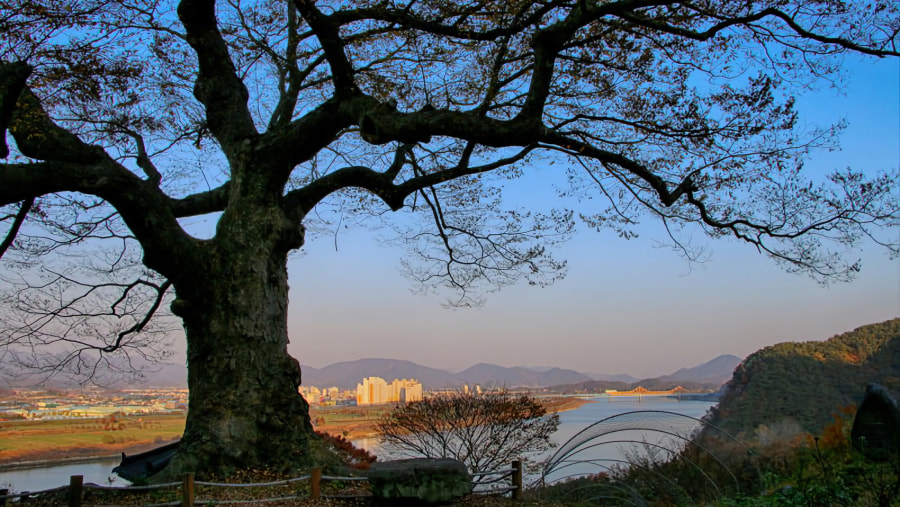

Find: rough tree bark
[169,221,316,473]
[161,159,320,474]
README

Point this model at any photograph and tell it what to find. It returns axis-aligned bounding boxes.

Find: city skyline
[356,377,423,405]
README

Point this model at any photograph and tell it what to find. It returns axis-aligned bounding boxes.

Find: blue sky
[288,54,899,378]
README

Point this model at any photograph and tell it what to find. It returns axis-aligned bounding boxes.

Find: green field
[311,406,391,424]
[0,414,186,462]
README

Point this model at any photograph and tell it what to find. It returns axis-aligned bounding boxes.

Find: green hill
[707,318,900,438]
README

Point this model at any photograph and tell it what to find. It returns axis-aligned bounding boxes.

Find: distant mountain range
[1,353,742,392]
[298,354,741,391]
[300,358,459,390]
[583,372,640,383]
[299,358,595,390]
[655,354,742,385]
[544,354,742,393]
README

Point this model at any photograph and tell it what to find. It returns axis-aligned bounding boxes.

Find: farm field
[310,405,393,439]
[0,414,185,465]
[0,397,590,465]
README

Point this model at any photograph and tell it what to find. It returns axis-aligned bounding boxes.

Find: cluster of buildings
[299,377,425,406]
[297,378,497,407]
[0,388,188,420]
[297,386,356,405]
[4,378,479,419]
[356,377,423,405]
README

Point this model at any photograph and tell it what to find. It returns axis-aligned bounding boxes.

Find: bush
[376,391,559,476]
[315,430,376,470]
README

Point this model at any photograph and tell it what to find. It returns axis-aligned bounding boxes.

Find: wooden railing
[0,460,524,506]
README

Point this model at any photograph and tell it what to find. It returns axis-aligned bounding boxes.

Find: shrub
[315,431,376,470]
[376,391,559,476]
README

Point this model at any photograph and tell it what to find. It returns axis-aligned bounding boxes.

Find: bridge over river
[604,386,689,400]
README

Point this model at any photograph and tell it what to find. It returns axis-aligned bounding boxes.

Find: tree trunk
[161,199,323,478]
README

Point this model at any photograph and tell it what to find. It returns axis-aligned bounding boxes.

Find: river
[0,396,715,494]
[540,396,715,483]
[0,456,129,494]
[354,396,716,482]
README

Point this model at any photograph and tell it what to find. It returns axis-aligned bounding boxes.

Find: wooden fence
[0,460,523,506]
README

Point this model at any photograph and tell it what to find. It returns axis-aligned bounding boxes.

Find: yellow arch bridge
[605,386,689,401]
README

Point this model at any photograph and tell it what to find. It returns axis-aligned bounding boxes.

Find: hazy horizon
[298,352,741,377]
[284,55,899,379]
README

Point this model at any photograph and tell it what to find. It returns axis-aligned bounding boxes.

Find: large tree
[0,0,897,477]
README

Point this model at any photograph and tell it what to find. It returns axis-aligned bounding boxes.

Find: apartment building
[356,377,423,405]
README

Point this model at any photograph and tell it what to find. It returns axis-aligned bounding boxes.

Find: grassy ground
[310,406,393,439]
[0,397,591,465]
[0,414,185,464]
[0,398,594,505]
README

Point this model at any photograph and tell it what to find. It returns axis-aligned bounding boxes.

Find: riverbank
[0,396,594,467]
[0,438,183,470]
[313,395,595,440]
[541,395,595,413]
[0,413,185,467]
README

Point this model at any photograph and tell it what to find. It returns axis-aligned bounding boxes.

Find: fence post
[310,468,322,500]
[511,460,522,500]
[0,488,9,507]
[68,475,83,507]
[181,473,194,507]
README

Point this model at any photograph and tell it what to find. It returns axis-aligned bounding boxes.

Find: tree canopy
[0,0,898,477]
[710,318,900,437]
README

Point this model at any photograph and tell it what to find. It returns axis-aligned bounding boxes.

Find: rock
[367,458,471,504]
[112,440,180,481]
[851,383,900,461]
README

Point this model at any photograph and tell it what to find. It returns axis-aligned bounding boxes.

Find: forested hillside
[707,319,900,438]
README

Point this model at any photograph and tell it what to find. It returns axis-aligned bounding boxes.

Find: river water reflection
[354,396,716,481]
[0,457,129,494]
[0,396,714,494]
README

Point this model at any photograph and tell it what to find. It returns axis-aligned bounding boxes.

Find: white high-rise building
[356,377,423,405]
[391,378,423,403]
[357,376,389,405]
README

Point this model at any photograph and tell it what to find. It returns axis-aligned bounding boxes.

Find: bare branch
[0,197,32,260]
[177,0,258,151]
[292,0,359,96]
[377,391,560,475]
[0,60,31,158]
[616,6,900,58]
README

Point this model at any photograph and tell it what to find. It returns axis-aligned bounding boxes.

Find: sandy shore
[541,395,595,413]
[315,395,595,440]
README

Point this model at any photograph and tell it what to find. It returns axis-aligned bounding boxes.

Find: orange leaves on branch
[809,404,857,453]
